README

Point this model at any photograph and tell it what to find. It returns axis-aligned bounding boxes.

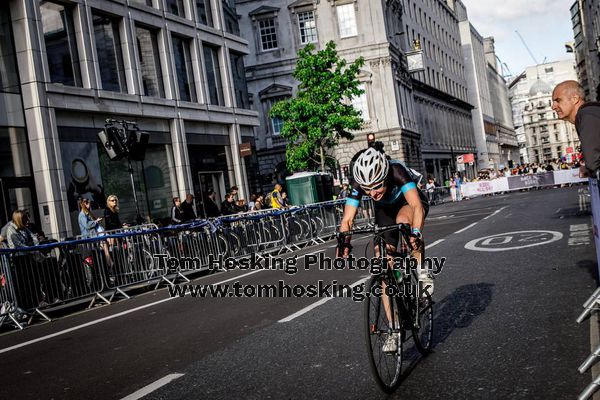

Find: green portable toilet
[286,172,319,205]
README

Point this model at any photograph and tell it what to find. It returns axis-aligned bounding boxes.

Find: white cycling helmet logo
[353,148,389,188]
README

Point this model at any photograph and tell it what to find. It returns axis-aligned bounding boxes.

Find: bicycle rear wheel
[364,274,404,393]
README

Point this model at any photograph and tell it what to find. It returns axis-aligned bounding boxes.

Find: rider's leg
[396,204,433,297]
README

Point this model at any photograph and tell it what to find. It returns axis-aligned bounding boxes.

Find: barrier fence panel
[0,200,377,330]
[578,178,600,400]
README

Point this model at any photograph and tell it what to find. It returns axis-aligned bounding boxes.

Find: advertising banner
[507,172,554,190]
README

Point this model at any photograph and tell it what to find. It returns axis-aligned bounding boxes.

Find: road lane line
[482,206,508,220]
[278,276,369,323]
[121,373,185,400]
[426,239,444,249]
[454,222,477,234]
[0,269,268,355]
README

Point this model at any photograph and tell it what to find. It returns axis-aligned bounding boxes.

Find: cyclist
[336,145,431,353]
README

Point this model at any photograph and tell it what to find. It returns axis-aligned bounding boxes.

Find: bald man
[552,80,600,176]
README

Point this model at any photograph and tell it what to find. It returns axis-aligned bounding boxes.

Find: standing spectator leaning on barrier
[552,80,600,178]
[252,194,265,211]
[270,184,284,209]
[6,210,38,249]
[449,177,457,202]
[171,197,184,225]
[78,196,103,237]
[221,193,237,215]
[104,195,125,230]
[181,193,197,222]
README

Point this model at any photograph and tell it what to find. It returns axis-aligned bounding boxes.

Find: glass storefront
[60,140,175,233]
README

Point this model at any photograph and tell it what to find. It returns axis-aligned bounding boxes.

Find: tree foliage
[269,41,365,172]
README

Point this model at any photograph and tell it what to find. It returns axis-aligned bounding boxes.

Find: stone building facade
[509,60,580,165]
[403,0,477,182]
[237,0,421,191]
[571,0,600,102]
[4,0,258,238]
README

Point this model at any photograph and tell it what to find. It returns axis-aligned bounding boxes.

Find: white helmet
[352,148,389,188]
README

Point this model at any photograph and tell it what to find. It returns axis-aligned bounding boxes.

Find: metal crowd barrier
[0,199,372,329]
[578,178,600,400]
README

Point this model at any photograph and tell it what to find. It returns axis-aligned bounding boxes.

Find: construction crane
[515,30,540,65]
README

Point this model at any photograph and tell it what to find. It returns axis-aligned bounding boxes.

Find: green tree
[270,41,365,172]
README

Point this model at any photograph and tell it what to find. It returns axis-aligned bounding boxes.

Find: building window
[92,12,126,93]
[337,4,357,38]
[271,116,284,135]
[259,19,278,51]
[40,1,82,87]
[352,84,369,120]
[172,35,196,102]
[555,133,559,142]
[135,25,165,98]
[166,0,185,17]
[0,4,19,94]
[230,52,249,109]
[196,0,214,27]
[203,44,224,105]
[222,0,240,35]
[298,11,317,44]
[130,0,153,6]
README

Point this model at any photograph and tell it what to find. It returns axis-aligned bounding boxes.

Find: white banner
[462,178,509,197]
[553,169,588,185]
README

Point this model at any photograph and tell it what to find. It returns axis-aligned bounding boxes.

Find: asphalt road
[0,185,596,400]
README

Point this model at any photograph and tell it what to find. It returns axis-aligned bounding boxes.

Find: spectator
[248,194,257,211]
[455,173,463,201]
[270,184,284,209]
[229,186,239,200]
[6,210,38,249]
[449,177,457,202]
[204,190,221,218]
[235,199,248,213]
[104,195,124,231]
[252,194,264,211]
[221,193,237,215]
[338,184,349,199]
[553,80,600,177]
[78,196,103,237]
[181,193,197,222]
[281,192,290,208]
[425,178,435,204]
[171,197,184,224]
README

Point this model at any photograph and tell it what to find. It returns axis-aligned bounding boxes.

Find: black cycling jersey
[345,160,429,247]
[345,160,428,208]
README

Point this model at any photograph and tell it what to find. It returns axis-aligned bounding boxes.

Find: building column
[169,117,193,197]
[12,1,70,239]
[227,124,249,200]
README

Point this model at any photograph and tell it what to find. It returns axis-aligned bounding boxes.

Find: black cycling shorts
[374,199,429,248]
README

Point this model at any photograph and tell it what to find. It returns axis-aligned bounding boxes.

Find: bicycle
[346,223,434,393]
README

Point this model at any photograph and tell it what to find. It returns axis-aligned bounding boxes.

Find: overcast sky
[460,0,576,78]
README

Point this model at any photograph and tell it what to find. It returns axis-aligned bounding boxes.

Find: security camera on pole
[98,119,149,225]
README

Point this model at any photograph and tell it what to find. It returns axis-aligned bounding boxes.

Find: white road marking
[482,206,508,220]
[454,222,478,234]
[426,239,445,249]
[278,276,369,323]
[121,373,185,400]
[465,231,563,252]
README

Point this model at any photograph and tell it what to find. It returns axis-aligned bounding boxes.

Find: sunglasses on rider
[360,181,385,192]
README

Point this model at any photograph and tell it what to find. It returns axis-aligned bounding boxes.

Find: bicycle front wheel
[364,274,403,393]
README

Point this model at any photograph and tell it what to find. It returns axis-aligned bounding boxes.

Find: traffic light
[367,133,375,147]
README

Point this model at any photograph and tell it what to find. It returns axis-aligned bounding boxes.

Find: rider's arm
[340,203,359,232]
[400,186,424,233]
